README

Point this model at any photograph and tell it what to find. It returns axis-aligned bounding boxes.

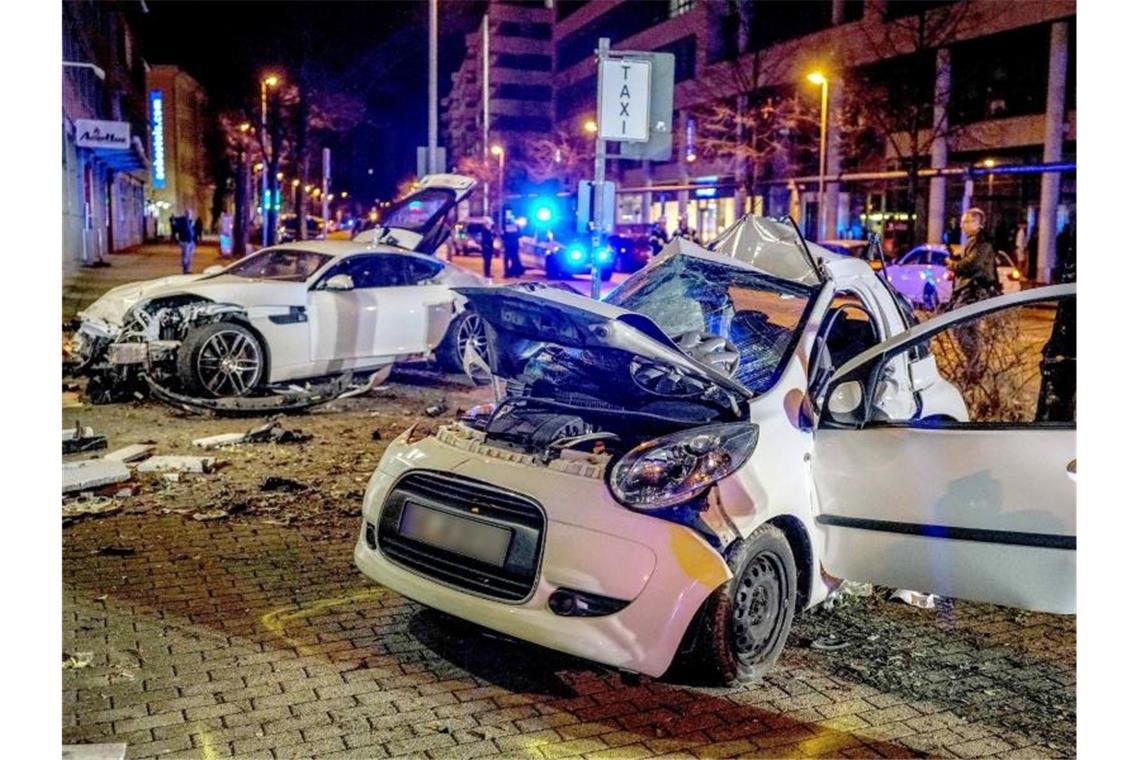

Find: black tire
[676,523,797,685]
[436,311,489,374]
[177,321,266,398]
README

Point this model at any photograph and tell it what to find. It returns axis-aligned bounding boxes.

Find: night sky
[136,0,488,199]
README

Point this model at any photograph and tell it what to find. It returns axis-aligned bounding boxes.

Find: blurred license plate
[398,502,511,567]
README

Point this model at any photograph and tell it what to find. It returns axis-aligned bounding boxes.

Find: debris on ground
[891,589,939,609]
[62,743,127,760]
[136,455,216,474]
[63,459,131,494]
[62,421,108,454]
[810,635,853,652]
[194,417,312,449]
[191,509,228,521]
[163,473,180,483]
[261,476,309,493]
[823,579,874,610]
[104,443,155,463]
[425,402,447,417]
[371,429,383,441]
[92,546,136,557]
[62,652,94,670]
[62,496,121,520]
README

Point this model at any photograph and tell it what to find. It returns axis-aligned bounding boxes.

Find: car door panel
[814,425,1075,613]
[813,284,1076,614]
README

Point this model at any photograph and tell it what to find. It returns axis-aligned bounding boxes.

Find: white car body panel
[354,431,731,678]
[886,245,1024,308]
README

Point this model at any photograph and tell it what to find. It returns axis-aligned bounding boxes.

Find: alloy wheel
[196,329,262,396]
[457,314,490,364]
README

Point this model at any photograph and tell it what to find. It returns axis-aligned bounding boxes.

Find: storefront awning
[88,136,149,174]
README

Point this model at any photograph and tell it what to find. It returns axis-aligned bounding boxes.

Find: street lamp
[260,73,281,246]
[490,144,505,230]
[808,72,829,240]
[583,119,598,134]
[982,158,997,223]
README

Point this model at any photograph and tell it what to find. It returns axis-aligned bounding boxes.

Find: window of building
[949,25,1050,125]
[557,1,590,21]
[656,34,697,82]
[498,21,552,40]
[496,53,552,71]
[669,0,695,17]
[556,1,671,70]
[492,114,554,132]
[555,75,595,120]
[746,1,833,49]
[497,83,554,101]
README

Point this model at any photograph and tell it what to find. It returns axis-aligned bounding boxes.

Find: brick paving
[63,513,1075,759]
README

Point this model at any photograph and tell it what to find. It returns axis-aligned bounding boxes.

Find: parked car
[71,174,488,401]
[453,217,497,256]
[276,214,325,243]
[609,223,656,273]
[886,244,1025,310]
[353,215,1075,683]
[518,222,615,281]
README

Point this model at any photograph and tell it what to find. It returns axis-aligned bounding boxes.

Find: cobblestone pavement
[63,513,1075,760]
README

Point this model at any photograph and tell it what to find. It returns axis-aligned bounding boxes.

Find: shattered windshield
[606,254,816,393]
[223,249,332,282]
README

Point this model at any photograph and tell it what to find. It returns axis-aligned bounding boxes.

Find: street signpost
[577,180,615,235]
[590,39,674,298]
[417,146,447,179]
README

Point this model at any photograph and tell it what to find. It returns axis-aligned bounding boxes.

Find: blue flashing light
[567,246,585,262]
[535,205,553,223]
[595,248,612,263]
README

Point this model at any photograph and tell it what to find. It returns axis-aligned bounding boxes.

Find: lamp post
[260,74,280,247]
[808,72,829,240]
[490,144,504,230]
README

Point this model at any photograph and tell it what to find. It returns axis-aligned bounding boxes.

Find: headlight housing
[608,422,759,510]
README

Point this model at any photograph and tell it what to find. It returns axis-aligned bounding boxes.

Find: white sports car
[71,175,489,403]
[354,216,1075,684]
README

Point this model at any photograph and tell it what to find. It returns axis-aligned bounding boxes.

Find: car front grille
[376,470,545,602]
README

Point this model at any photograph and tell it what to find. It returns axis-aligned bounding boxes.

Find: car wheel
[177,321,266,398]
[437,311,489,374]
[676,523,797,685]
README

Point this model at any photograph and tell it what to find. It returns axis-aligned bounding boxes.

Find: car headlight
[608,422,759,510]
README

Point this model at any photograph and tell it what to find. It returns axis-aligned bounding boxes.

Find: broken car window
[606,254,814,393]
[225,250,332,282]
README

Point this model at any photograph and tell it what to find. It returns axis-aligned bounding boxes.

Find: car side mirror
[202,265,224,276]
[324,274,354,291]
[827,380,864,420]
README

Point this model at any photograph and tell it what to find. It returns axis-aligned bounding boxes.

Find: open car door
[812,284,1076,613]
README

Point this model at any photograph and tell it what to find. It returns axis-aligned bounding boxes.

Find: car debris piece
[261,476,308,493]
[93,546,135,557]
[104,443,156,463]
[61,652,94,670]
[193,432,247,449]
[823,579,874,610]
[192,509,228,521]
[62,421,108,454]
[145,371,359,416]
[425,403,447,417]
[62,496,121,519]
[137,455,215,474]
[890,589,939,609]
[62,423,95,442]
[62,744,128,760]
[63,459,131,494]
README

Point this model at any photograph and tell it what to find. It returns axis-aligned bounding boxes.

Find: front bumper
[354,430,731,678]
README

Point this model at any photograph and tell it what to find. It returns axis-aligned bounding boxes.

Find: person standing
[1014,222,1029,274]
[949,207,1000,304]
[502,209,522,277]
[649,216,670,257]
[219,212,234,258]
[193,216,204,245]
[175,210,197,274]
[479,219,495,279]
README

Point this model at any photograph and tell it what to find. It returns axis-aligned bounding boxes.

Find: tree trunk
[234,152,249,258]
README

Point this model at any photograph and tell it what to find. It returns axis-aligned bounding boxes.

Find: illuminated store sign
[149,89,165,189]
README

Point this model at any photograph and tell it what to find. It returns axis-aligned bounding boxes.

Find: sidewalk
[63,241,227,322]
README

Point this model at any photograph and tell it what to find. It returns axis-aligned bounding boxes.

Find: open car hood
[353,173,476,253]
[709,215,829,286]
[455,286,755,410]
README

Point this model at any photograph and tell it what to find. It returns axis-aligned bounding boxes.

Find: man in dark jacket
[479,219,495,278]
[950,207,1000,304]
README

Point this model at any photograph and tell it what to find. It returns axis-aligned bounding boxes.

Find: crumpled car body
[69,174,488,405]
[354,217,1076,682]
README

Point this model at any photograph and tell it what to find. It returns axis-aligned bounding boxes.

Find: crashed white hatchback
[354,217,1076,683]
[70,175,487,405]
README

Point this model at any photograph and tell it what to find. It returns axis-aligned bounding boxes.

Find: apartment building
[145,65,214,236]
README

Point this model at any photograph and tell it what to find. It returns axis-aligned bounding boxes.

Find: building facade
[62,0,150,275]
[442,0,556,215]
[145,65,214,237]
[445,0,1076,280]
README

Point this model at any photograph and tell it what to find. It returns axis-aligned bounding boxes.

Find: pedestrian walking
[219,212,234,258]
[649,216,670,257]
[479,219,495,278]
[502,209,522,277]
[175,210,197,274]
[948,207,1000,370]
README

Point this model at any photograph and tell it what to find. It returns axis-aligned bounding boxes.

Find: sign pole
[321,148,331,238]
[591,37,610,301]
